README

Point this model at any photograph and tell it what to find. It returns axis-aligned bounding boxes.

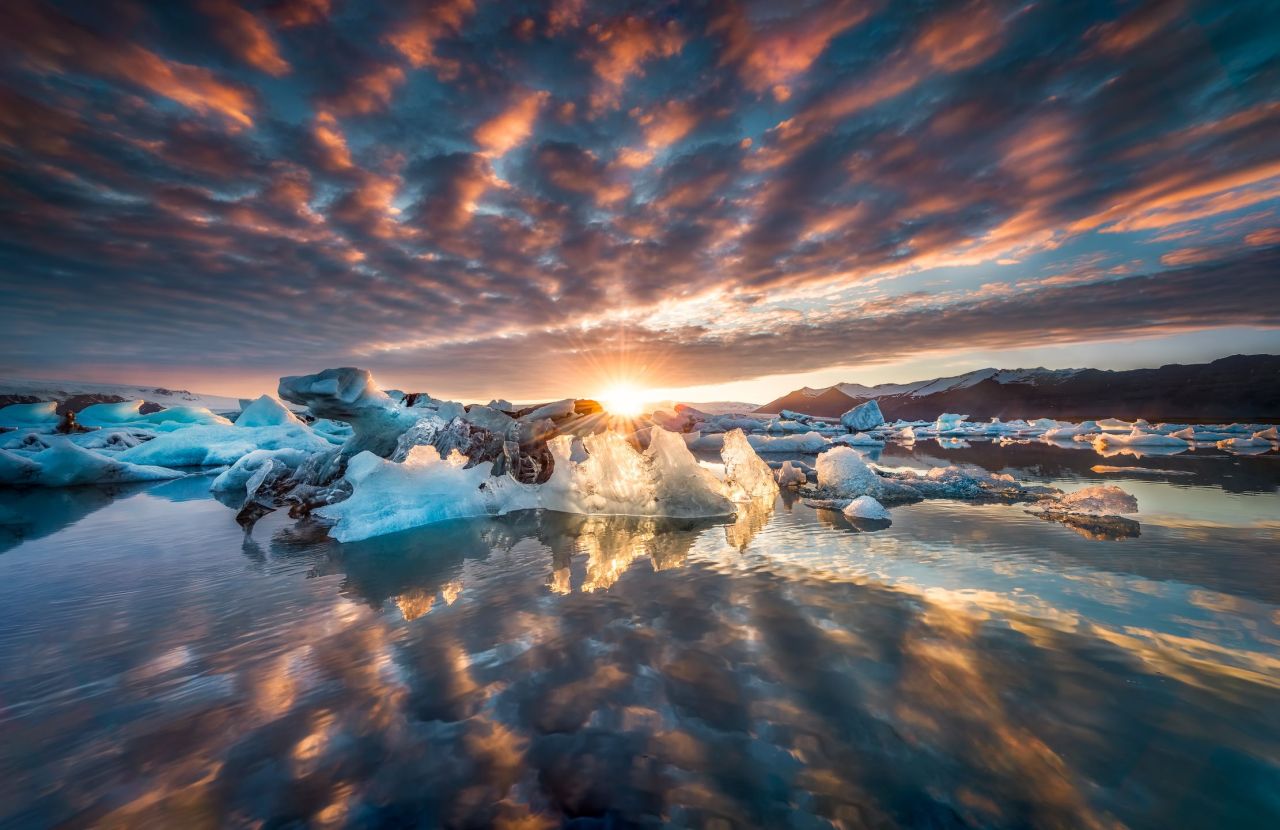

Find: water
[1,441,1278,828]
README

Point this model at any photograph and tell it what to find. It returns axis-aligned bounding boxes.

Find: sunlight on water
[0,443,1277,827]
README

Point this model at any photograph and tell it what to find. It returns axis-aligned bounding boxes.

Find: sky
[1,0,1278,404]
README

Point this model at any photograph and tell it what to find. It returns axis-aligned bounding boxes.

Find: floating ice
[842,495,891,521]
[1033,485,1138,516]
[279,368,419,457]
[234,395,304,427]
[1043,421,1098,440]
[832,432,884,446]
[747,431,829,453]
[0,439,183,487]
[840,399,884,431]
[1092,428,1187,450]
[1216,436,1271,450]
[720,429,779,501]
[934,413,968,432]
[815,446,882,498]
[0,401,59,430]
[119,423,332,467]
[210,448,312,494]
[775,460,809,488]
[321,426,751,542]
[77,400,231,430]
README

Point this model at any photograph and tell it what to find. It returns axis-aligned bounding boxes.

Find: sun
[600,383,648,418]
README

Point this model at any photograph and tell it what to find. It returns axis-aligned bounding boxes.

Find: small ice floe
[831,432,884,446]
[1216,436,1273,454]
[1090,465,1193,476]
[1027,485,1141,541]
[0,401,60,431]
[747,431,829,453]
[840,400,884,431]
[1091,428,1188,451]
[774,460,809,488]
[842,495,891,522]
[0,438,183,487]
[934,413,968,432]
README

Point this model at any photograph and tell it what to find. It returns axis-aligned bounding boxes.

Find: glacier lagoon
[1,439,1278,828]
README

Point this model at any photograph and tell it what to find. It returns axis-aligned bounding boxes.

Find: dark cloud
[1,0,1278,395]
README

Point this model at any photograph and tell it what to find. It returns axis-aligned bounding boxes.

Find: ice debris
[0,439,183,487]
[840,399,884,431]
[842,495,891,522]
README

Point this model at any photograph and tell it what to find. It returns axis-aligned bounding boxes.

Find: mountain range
[758,355,1280,422]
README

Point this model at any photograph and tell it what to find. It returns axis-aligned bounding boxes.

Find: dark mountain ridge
[758,355,1280,421]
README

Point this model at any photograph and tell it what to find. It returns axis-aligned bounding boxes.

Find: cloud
[474,89,549,157]
[198,0,290,76]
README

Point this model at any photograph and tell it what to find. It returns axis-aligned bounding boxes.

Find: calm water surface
[1,442,1278,828]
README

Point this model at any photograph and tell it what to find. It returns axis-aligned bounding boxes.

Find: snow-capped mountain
[759,355,1280,421]
[0,377,243,415]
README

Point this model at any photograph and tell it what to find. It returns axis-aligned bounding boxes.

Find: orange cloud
[198,0,290,76]
[268,0,331,28]
[1244,227,1280,246]
[636,98,697,149]
[709,0,872,97]
[312,110,353,171]
[583,15,685,111]
[474,89,549,157]
[386,0,475,79]
[1087,0,1186,55]
[8,1,256,128]
[322,63,406,116]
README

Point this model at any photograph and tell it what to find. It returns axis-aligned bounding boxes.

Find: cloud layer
[1,0,1278,397]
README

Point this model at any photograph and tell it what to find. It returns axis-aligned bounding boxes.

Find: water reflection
[0,446,1278,828]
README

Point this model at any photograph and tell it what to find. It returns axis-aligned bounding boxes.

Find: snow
[720,429,779,501]
[0,439,183,487]
[0,401,59,430]
[840,399,884,431]
[119,424,332,467]
[747,431,829,453]
[842,495,891,521]
[815,447,882,498]
[0,377,241,413]
[234,395,304,427]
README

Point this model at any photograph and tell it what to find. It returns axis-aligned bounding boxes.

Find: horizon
[1,1,1279,402]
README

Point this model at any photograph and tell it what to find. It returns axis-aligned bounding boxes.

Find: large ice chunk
[815,446,881,498]
[234,395,304,427]
[278,368,419,457]
[720,429,779,501]
[210,448,312,493]
[119,424,332,467]
[934,413,969,432]
[77,400,231,430]
[0,439,182,487]
[0,401,60,430]
[840,400,884,431]
[1033,485,1138,516]
[747,431,829,453]
[1092,428,1187,450]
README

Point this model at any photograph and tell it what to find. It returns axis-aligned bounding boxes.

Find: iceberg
[721,429,779,501]
[1092,428,1187,450]
[234,395,304,427]
[747,431,828,453]
[840,400,884,431]
[842,495,891,522]
[934,413,968,432]
[775,460,809,488]
[1032,485,1138,516]
[77,400,231,430]
[832,432,884,446]
[0,439,182,487]
[318,425,760,542]
[0,401,60,430]
[815,447,883,499]
[278,368,420,457]
[210,448,312,494]
[119,423,332,467]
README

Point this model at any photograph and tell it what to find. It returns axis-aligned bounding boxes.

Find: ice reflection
[0,444,1278,827]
